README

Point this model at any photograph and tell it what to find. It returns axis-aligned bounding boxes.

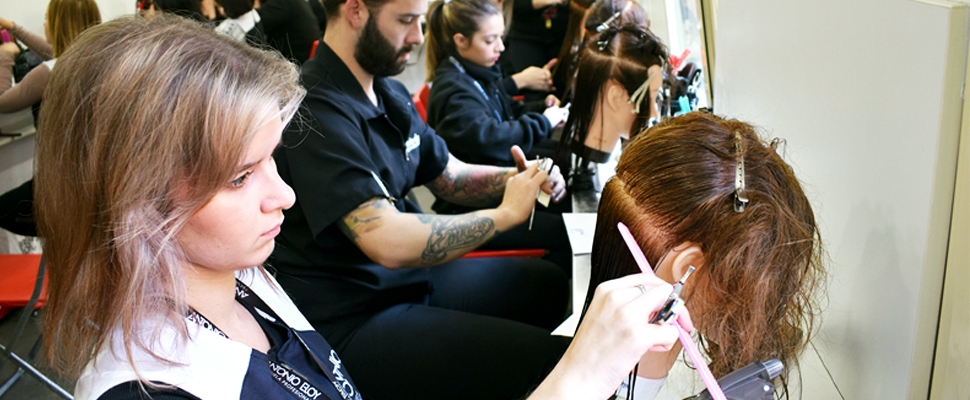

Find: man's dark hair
[217,0,254,19]
[154,0,207,21]
[322,0,392,21]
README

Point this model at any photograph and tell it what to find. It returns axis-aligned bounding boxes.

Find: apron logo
[329,350,362,400]
[269,360,324,400]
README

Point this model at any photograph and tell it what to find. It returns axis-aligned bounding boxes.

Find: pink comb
[617,222,726,400]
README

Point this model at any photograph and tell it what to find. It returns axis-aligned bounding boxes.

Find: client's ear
[605,80,629,112]
[669,242,704,283]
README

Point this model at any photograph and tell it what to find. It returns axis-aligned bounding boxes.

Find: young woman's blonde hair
[35,15,305,377]
[46,0,101,57]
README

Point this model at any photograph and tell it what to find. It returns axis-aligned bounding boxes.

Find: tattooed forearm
[339,198,389,242]
[420,215,496,264]
[429,159,513,207]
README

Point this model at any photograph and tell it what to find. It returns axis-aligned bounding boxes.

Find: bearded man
[271,0,572,397]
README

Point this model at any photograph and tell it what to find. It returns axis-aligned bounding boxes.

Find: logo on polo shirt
[405,134,421,155]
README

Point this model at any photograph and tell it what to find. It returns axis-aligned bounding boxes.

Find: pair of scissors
[648,265,694,324]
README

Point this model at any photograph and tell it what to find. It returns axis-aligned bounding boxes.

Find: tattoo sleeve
[420,214,496,264]
[427,157,513,207]
[339,198,389,242]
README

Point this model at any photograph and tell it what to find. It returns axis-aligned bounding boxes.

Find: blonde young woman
[37,15,688,400]
[0,0,100,114]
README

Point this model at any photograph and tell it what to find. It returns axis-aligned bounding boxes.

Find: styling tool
[693,359,783,400]
[617,222,727,400]
[649,265,693,324]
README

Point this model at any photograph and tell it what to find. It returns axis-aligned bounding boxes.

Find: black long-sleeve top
[427,53,550,167]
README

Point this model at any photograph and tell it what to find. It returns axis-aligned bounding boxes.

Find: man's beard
[355,14,414,77]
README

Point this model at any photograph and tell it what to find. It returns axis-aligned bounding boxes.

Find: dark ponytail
[423,0,502,81]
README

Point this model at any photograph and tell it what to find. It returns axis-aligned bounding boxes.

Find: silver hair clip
[597,37,610,51]
[595,1,632,32]
[734,132,748,212]
[627,71,656,114]
[596,11,622,33]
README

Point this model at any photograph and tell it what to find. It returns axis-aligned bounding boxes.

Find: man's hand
[0,17,14,31]
[511,146,567,203]
[498,156,549,223]
[511,59,557,92]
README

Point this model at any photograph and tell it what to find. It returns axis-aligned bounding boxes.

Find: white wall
[712,0,966,398]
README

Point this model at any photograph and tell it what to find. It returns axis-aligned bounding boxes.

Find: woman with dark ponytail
[425,0,568,172]
[424,0,573,276]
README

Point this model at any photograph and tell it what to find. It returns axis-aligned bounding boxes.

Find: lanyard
[448,57,503,122]
[187,280,363,400]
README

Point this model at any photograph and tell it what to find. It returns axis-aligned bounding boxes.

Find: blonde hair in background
[46,0,101,57]
[35,15,305,377]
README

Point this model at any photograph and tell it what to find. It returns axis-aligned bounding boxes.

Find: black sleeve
[98,381,200,400]
[427,74,550,166]
[519,99,547,114]
[279,101,387,238]
[502,76,520,96]
[254,0,287,29]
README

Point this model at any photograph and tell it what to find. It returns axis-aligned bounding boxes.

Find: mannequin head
[556,25,667,169]
[584,112,826,380]
[554,0,647,100]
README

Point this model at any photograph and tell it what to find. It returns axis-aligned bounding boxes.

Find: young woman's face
[455,13,505,68]
[177,114,296,273]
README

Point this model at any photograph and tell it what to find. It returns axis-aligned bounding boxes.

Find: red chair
[411,82,431,122]
[462,249,546,259]
[309,39,320,59]
[0,254,72,398]
[0,254,45,320]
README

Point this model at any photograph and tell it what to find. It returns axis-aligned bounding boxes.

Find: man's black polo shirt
[273,43,451,329]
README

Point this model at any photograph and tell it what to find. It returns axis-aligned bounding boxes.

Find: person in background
[150,0,210,21]
[504,0,568,101]
[36,15,688,400]
[0,0,100,114]
[215,0,267,45]
[256,0,322,64]
[425,0,567,168]
[423,0,573,272]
